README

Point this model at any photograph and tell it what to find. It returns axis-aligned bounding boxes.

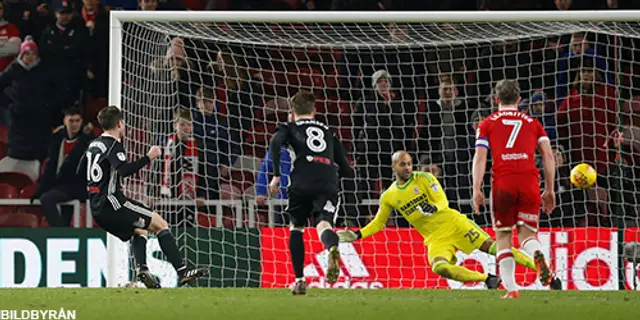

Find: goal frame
[106,10,640,288]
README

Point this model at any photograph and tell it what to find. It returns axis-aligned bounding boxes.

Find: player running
[268,91,355,295]
[472,79,558,299]
[85,106,208,288]
[338,151,553,289]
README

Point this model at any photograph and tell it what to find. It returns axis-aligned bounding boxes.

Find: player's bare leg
[132,229,161,289]
[316,220,340,284]
[519,226,553,287]
[148,212,208,286]
[289,224,306,295]
[430,257,500,289]
[495,230,519,298]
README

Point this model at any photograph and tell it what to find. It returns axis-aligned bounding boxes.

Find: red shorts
[491,175,541,232]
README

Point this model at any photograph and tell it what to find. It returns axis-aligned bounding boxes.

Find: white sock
[497,249,518,292]
[522,237,543,258]
[296,277,305,282]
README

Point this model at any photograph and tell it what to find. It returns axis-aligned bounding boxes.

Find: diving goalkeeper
[338,151,561,289]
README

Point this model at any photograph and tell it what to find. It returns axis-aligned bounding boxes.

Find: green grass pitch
[0,289,637,320]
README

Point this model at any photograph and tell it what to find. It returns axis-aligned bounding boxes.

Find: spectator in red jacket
[557,58,618,175]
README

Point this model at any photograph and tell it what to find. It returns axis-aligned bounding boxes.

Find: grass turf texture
[0,289,637,320]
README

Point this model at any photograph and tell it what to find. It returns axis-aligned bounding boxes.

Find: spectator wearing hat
[39,0,89,106]
[0,36,68,181]
[352,69,416,198]
[79,0,108,98]
[519,90,557,143]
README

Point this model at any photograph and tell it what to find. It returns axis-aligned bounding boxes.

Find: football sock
[488,242,537,271]
[131,235,148,269]
[432,261,488,282]
[319,227,339,250]
[290,228,305,279]
[497,249,518,292]
[157,229,185,271]
[522,237,544,259]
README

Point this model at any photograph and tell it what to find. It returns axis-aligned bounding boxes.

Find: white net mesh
[116,16,640,289]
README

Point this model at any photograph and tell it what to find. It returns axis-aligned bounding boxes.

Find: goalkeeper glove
[337,229,362,243]
[418,203,438,216]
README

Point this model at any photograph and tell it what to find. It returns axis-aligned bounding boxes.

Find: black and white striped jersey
[85,134,150,215]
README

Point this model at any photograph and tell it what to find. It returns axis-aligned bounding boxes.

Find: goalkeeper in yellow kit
[338,151,560,289]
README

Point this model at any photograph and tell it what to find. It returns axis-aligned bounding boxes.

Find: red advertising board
[261,227,636,290]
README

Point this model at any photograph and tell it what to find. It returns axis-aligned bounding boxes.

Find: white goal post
[107,10,640,289]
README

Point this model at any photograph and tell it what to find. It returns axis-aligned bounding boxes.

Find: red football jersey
[476,108,549,180]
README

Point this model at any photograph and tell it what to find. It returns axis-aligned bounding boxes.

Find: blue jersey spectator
[556,32,613,104]
[255,146,291,201]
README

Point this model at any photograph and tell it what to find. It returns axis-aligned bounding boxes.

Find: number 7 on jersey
[502,119,522,149]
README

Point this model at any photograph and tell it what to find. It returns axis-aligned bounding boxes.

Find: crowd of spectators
[0,0,639,229]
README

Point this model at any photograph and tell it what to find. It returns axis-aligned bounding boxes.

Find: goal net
[109,11,640,290]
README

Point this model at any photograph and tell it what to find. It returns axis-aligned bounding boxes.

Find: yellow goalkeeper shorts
[426,217,490,266]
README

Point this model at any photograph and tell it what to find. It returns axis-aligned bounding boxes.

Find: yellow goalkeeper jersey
[359,171,464,244]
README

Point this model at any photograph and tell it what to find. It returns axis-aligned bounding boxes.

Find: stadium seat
[39,216,49,228]
[0,172,34,191]
[0,125,7,144]
[0,141,7,160]
[17,206,42,222]
[0,183,18,198]
[0,183,18,215]
[0,211,39,228]
[19,183,38,199]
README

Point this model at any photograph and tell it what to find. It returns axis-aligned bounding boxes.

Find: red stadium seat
[0,211,39,228]
[0,172,34,191]
[16,206,42,222]
[0,183,18,198]
[19,183,38,199]
[0,183,18,215]
[0,125,7,144]
[0,142,7,160]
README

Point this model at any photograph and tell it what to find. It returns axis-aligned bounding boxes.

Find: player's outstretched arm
[114,145,162,177]
[337,195,392,242]
[538,139,556,214]
[471,146,488,215]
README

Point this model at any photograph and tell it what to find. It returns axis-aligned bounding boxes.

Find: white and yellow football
[570,163,597,189]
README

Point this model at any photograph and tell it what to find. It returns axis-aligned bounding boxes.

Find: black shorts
[286,189,339,227]
[93,199,154,242]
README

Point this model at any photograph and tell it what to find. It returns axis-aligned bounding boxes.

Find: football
[570,163,597,189]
